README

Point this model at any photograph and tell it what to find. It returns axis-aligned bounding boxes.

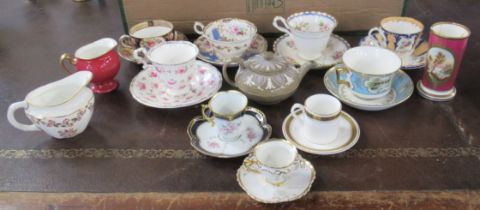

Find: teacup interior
[205,18,256,42]
[255,140,297,168]
[132,26,171,38]
[288,12,336,32]
[305,94,341,116]
[210,91,247,115]
[343,46,401,75]
[431,23,470,39]
[382,18,422,34]
[149,41,198,64]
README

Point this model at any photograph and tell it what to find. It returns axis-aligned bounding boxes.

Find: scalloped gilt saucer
[194,34,268,67]
[324,66,414,111]
[273,34,350,69]
[359,36,427,70]
[187,107,272,158]
[129,60,222,108]
[237,153,315,203]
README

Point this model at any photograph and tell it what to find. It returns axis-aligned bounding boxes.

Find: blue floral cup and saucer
[324,46,414,111]
[359,16,429,70]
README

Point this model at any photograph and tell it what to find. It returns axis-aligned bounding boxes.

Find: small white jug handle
[7,101,40,131]
[193,22,205,35]
[368,27,386,46]
[272,16,291,34]
[133,47,149,66]
[290,103,304,124]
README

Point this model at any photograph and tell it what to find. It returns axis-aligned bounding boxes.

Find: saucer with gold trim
[282,110,360,155]
[236,153,315,203]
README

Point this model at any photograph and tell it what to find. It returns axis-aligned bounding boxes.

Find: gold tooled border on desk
[0,147,479,160]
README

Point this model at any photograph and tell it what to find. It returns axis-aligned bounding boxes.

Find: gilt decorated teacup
[335,46,401,99]
[119,20,177,50]
[273,11,337,60]
[133,41,199,96]
[194,18,257,62]
[201,90,248,142]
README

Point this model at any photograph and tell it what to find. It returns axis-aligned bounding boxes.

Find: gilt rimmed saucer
[187,107,272,158]
[359,36,427,70]
[194,34,268,67]
[273,34,350,69]
[324,67,414,111]
[129,60,222,108]
[237,154,315,203]
[282,111,360,155]
[117,31,188,64]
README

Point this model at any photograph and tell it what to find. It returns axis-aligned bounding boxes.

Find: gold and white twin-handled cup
[290,94,342,145]
[201,90,249,141]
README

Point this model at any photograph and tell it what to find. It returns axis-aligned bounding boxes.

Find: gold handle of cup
[201,104,215,126]
[59,53,77,74]
[243,159,261,174]
[335,65,351,87]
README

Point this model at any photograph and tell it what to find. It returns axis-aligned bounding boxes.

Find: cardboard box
[119,0,407,34]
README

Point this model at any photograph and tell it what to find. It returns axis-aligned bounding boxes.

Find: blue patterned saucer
[194,34,267,67]
[324,66,414,111]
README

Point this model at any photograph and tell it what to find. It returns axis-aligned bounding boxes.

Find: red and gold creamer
[417,22,470,101]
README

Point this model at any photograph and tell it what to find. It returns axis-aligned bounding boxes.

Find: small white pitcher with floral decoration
[7,71,95,139]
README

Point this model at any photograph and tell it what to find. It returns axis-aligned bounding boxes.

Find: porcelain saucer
[117,31,188,64]
[359,36,427,70]
[282,110,360,155]
[324,66,414,111]
[194,34,268,67]
[273,34,350,69]
[237,154,315,203]
[188,107,272,158]
[129,60,222,109]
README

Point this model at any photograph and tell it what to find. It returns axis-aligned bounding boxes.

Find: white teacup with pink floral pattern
[134,41,199,96]
[201,90,248,142]
[194,18,257,62]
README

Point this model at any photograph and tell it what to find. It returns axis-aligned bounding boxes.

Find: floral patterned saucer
[273,34,350,69]
[359,36,427,70]
[117,31,188,64]
[282,110,360,155]
[324,66,414,111]
[187,107,272,158]
[129,60,222,109]
[193,34,268,67]
[236,153,315,203]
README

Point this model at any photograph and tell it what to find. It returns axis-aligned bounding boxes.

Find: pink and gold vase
[417,22,471,101]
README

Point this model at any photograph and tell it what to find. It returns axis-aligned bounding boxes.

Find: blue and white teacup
[335,46,401,99]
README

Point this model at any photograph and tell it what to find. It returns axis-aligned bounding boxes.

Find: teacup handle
[290,103,305,124]
[335,64,352,88]
[201,104,215,126]
[368,27,386,47]
[7,101,40,131]
[243,159,261,174]
[133,47,149,66]
[193,22,205,35]
[118,34,137,48]
[59,53,77,74]
[272,16,291,34]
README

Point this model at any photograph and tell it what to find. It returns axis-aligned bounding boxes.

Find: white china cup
[201,90,248,141]
[134,41,199,96]
[290,94,342,144]
[273,11,337,60]
[244,139,299,186]
[335,46,402,99]
[194,18,257,62]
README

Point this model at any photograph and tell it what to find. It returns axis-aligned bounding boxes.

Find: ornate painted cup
[335,46,402,99]
[417,22,471,101]
[368,16,426,57]
[201,90,248,142]
[244,139,300,186]
[119,20,178,51]
[194,18,257,62]
[273,11,337,60]
[290,94,342,144]
[134,41,199,96]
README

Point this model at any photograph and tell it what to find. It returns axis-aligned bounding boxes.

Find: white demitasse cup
[290,94,342,144]
[201,90,249,141]
[245,139,298,186]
